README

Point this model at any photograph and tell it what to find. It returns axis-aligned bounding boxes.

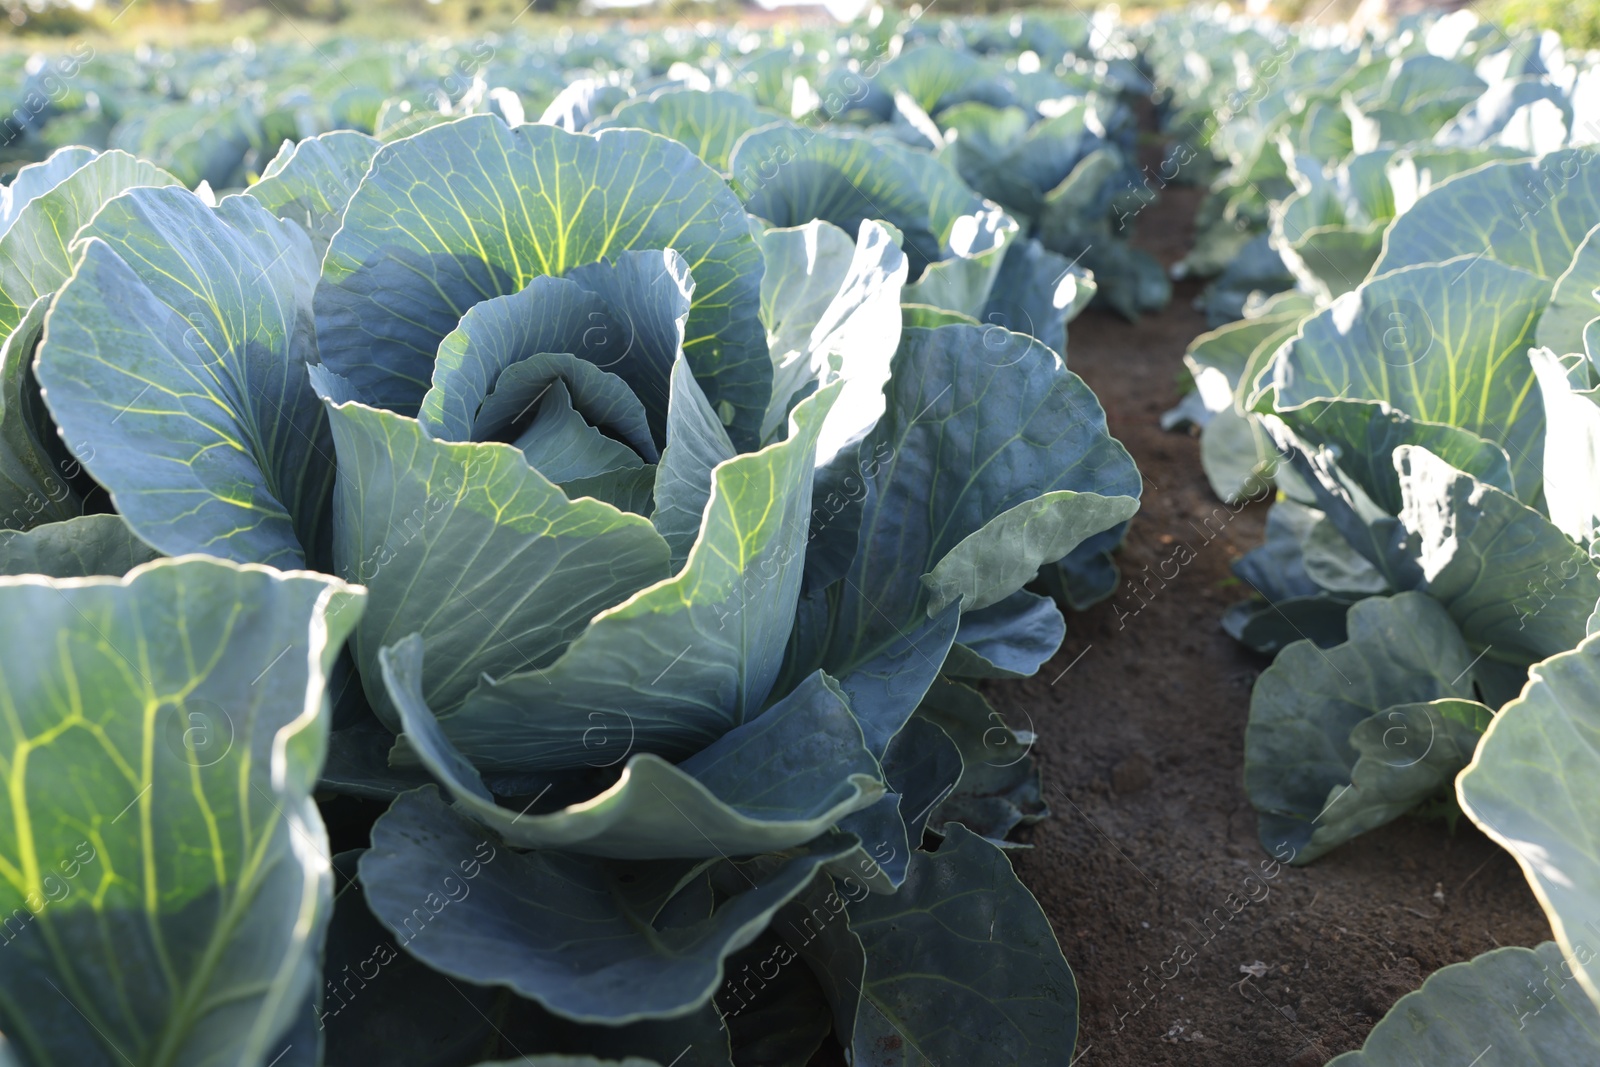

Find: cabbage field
[0,3,1597,1065]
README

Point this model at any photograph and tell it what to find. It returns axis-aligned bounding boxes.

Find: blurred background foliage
[3,0,1598,45]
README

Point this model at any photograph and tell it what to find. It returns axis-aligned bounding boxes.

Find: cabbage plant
[0,112,1140,1065]
[1270,143,1520,302]
[1233,150,1600,864]
[1147,3,1600,869]
[1325,631,1600,1065]
[1144,6,1589,328]
[937,96,1172,321]
[1141,13,1600,1062]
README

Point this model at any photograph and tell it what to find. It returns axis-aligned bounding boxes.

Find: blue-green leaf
[773,874,870,1045]
[1398,445,1599,669]
[245,130,381,258]
[315,116,769,447]
[0,558,363,1067]
[358,786,857,1024]
[881,715,962,842]
[1038,146,1120,242]
[321,398,670,729]
[429,330,657,460]
[816,325,1139,677]
[900,304,979,329]
[1537,223,1600,357]
[384,635,882,858]
[0,147,97,237]
[981,237,1093,358]
[1460,632,1600,1011]
[1280,399,1515,514]
[0,296,86,530]
[0,514,160,578]
[1307,698,1493,862]
[36,186,332,569]
[919,679,1048,841]
[1328,944,1600,1065]
[652,355,736,569]
[731,124,1008,288]
[324,841,733,1062]
[846,824,1078,1066]
[757,219,907,449]
[589,89,780,172]
[921,489,1142,616]
[835,603,961,759]
[513,378,646,483]
[1270,257,1550,500]
[899,206,1015,322]
[557,249,694,446]
[440,385,839,771]
[945,589,1066,679]
[0,149,180,336]
[316,850,501,1065]
[717,931,834,1067]
[1245,592,1479,863]
[1374,150,1600,280]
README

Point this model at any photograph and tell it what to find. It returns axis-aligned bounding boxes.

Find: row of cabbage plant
[0,11,1155,1062]
[1148,8,1600,1061]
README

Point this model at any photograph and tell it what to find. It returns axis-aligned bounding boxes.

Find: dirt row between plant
[1006,178,1551,1066]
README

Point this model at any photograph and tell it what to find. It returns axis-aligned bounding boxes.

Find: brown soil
[1007,179,1552,1065]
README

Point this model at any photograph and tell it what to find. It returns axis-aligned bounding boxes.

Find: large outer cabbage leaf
[245,129,381,258]
[0,149,180,337]
[318,850,733,1065]
[1245,592,1481,862]
[1460,632,1600,1013]
[0,558,363,1067]
[1373,150,1600,280]
[1396,445,1598,671]
[0,514,161,579]
[0,147,97,237]
[36,186,333,570]
[840,824,1078,1065]
[1270,256,1550,499]
[804,324,1140,712]
[1328,944,1600,1065]
[358,786,859,1024]
[384,640,883,858]
[778,324,1138,889]
[320,397,671,729]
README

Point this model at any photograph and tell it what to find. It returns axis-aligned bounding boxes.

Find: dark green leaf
[846,824,1078,1065]
[358,787,857,1024]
